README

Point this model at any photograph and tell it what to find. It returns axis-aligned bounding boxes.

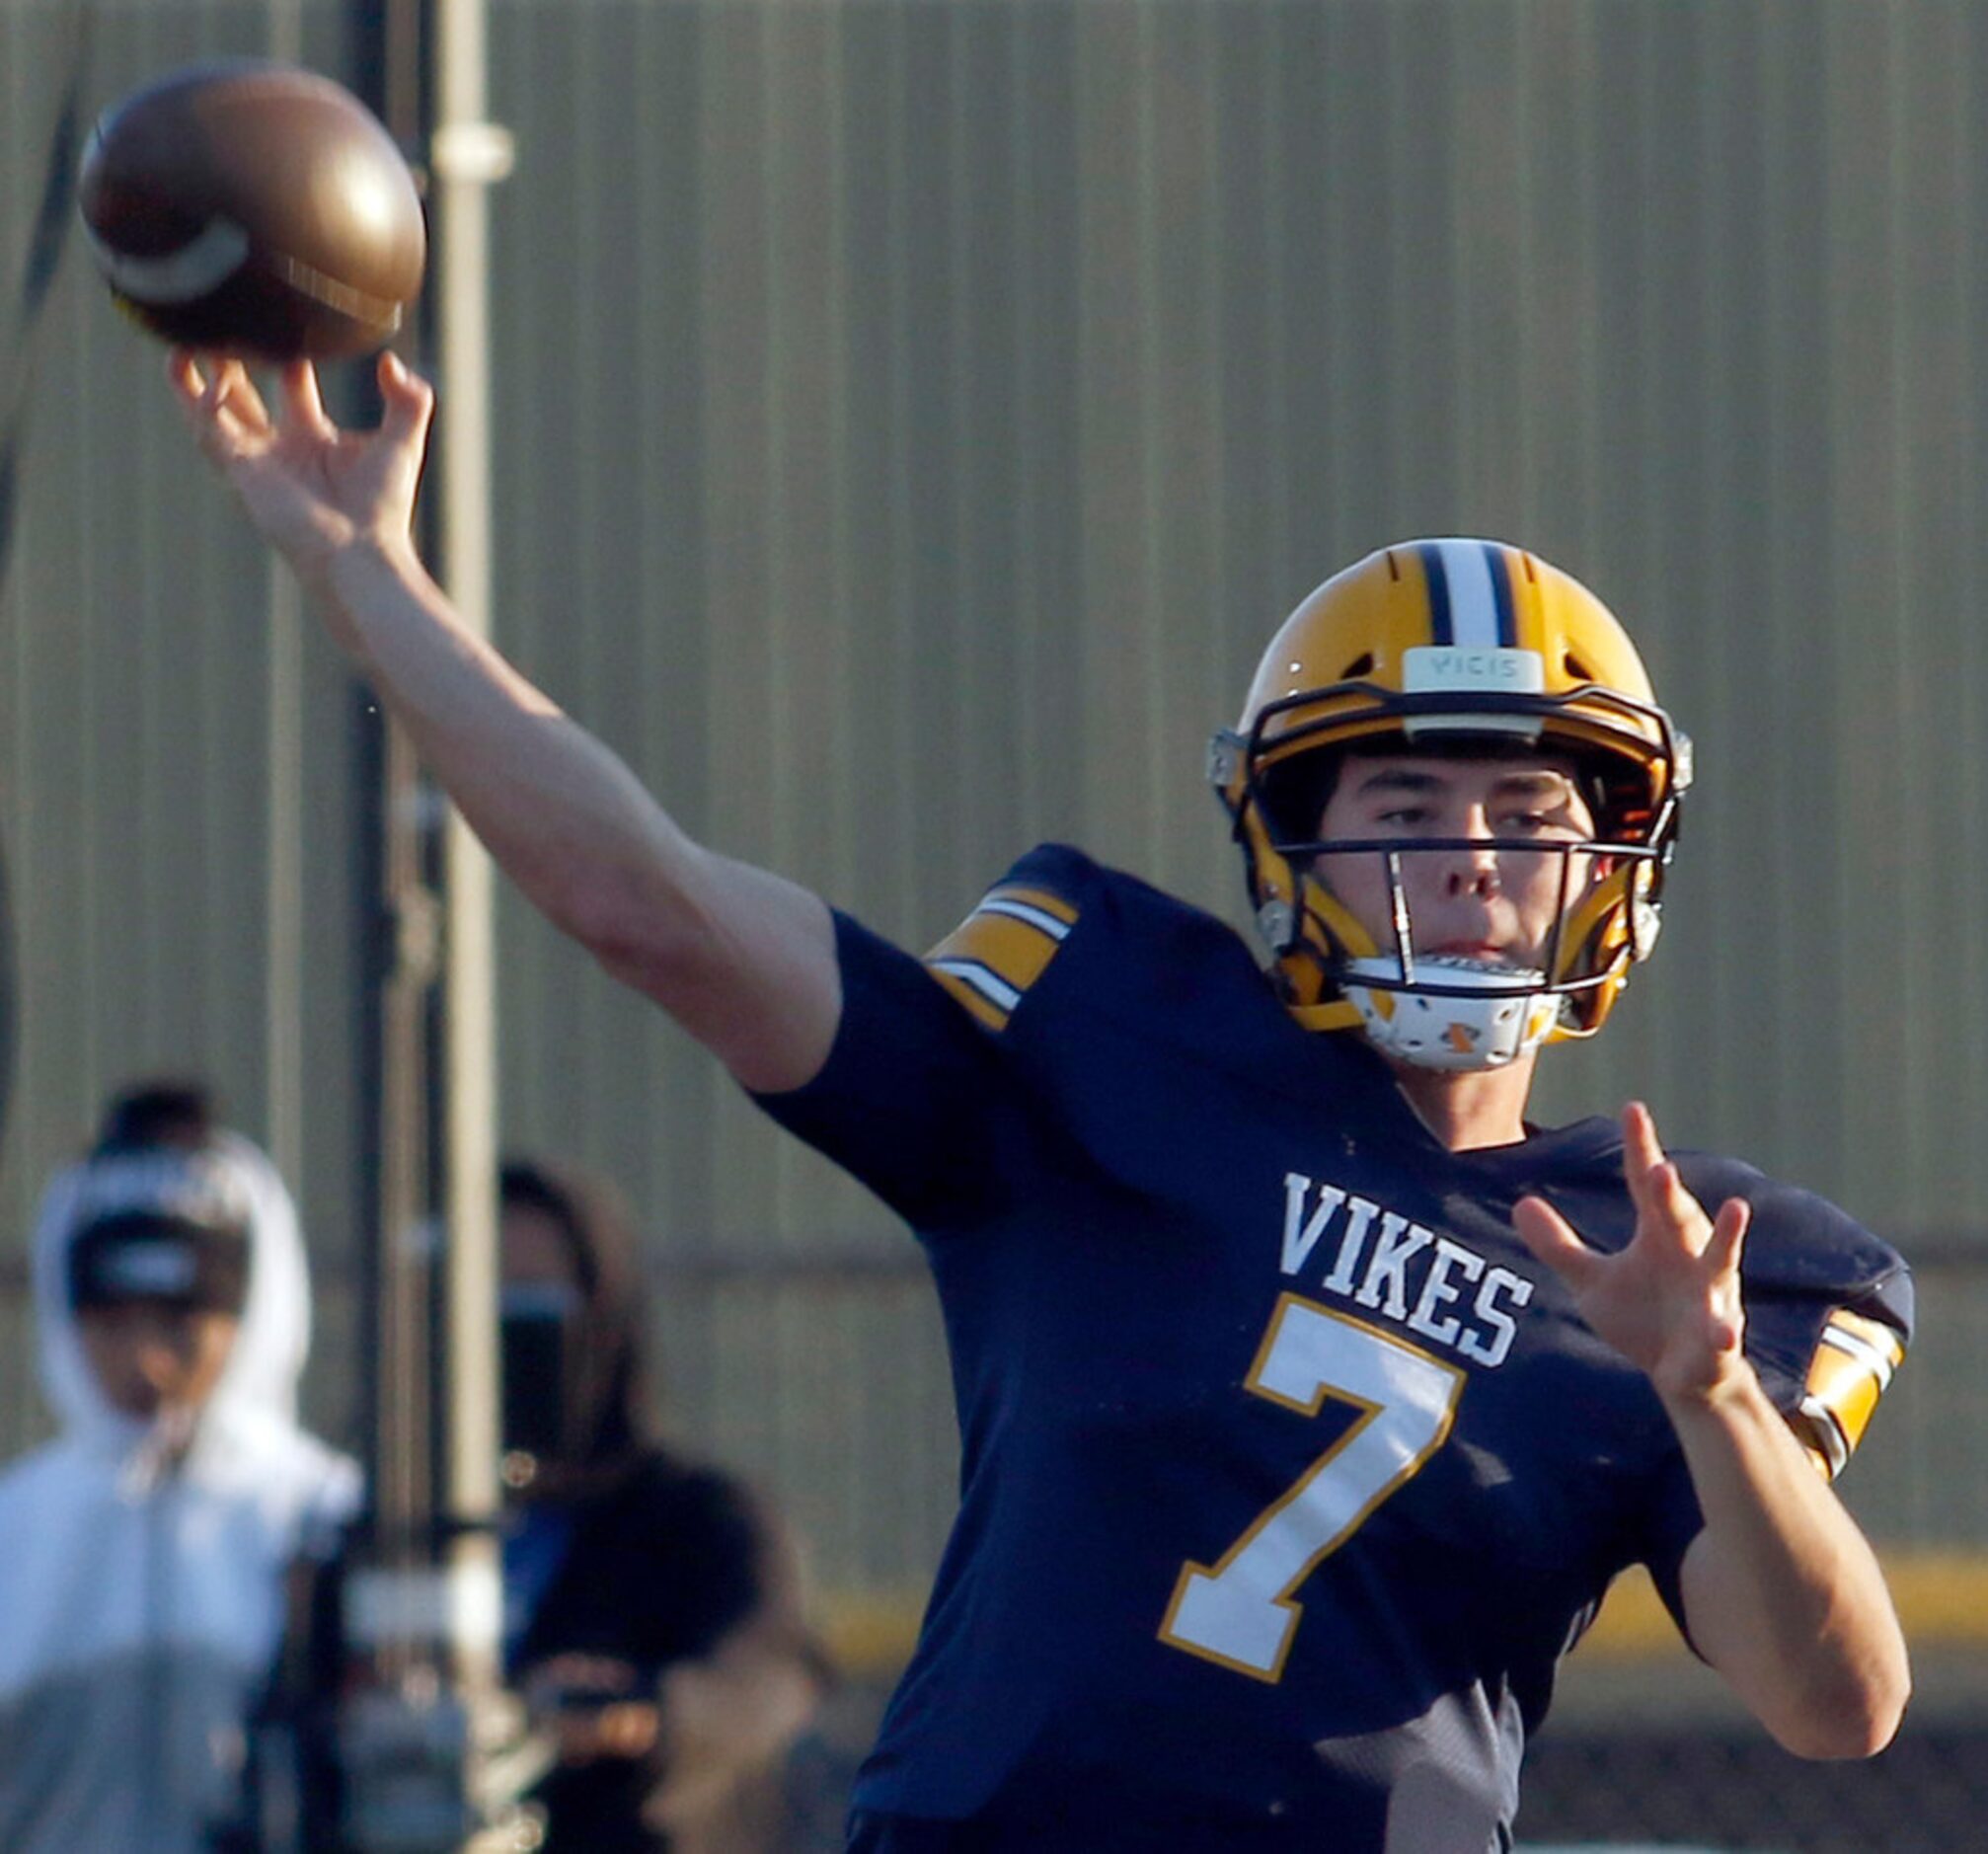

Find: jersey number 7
[1160,1294,1466,1682]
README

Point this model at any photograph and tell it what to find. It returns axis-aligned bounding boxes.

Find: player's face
[1313,751,1600,970]
[77,1299,240,1420]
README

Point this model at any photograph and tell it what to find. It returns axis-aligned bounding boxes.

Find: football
[78,59,426,362]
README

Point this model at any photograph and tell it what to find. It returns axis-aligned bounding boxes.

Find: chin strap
[1282,996,1364,1035]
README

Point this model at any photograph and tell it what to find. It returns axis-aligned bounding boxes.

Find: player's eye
[1496,806,1589,841]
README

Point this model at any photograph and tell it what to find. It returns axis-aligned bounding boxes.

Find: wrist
[314,525,425,597]
[1655,1348,1765,1426]
[309,529,441,652]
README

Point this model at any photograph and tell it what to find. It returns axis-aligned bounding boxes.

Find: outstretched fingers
[168,349,273,456]
[1620,1100,1710,1254]
[1619,1099,1668,1212]
[376,349,435,447]
[1705,1197,1751,1352]
[166,348,203,404]
[1707,1194,1751,1277]
[1510,1194,1603,1295]
[279,359,337,440]
[1622,1097,1661,1163]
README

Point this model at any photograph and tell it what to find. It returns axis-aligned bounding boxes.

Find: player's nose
[1438,828,1503,899]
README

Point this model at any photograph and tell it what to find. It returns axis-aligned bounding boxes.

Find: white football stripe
[1434,538,1500,648]
[85,217,251,306]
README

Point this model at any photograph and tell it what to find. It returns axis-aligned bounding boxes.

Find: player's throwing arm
[170,352,839,1093]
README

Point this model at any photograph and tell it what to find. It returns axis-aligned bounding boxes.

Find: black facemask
[499,1282,583,1471]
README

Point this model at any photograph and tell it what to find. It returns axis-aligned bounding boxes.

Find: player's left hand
[1511,1101,1752,1406]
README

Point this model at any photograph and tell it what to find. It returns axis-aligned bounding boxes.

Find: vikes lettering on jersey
[1159,1177,1534,1683]
[1277,1171,1534,1367]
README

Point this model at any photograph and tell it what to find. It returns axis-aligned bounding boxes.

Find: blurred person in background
[499,1155,829,1852]
[0,1080,360,1853]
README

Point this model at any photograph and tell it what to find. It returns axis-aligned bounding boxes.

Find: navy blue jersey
[756,845,1911,1852]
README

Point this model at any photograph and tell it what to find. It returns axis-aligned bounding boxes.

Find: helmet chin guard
[1340,956,1558,1072]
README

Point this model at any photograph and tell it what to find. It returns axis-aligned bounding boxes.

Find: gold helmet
[1209,539,1689,1059]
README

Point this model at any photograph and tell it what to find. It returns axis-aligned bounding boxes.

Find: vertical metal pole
[427,0,514,1706]
[263,0,306,1203]
[357,0,441,1682]
[265,562,305,1190]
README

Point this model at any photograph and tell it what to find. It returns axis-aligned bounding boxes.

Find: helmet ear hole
[1564,651,1594,680]
[1340,653,1375,678]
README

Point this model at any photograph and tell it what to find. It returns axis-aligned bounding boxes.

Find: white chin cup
[1341,955,1558,1072]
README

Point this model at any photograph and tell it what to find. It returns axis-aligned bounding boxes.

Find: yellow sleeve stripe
[1792,1309,1907,1481]
[923,884,1080,1032]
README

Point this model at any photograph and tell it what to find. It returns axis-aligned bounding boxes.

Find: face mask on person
[500,1280,584,1485]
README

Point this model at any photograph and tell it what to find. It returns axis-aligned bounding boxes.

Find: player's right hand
[168,348,433,592]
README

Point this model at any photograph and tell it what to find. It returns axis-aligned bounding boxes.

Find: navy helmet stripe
[1485,543,1518,646]
[1416,542,1454,645]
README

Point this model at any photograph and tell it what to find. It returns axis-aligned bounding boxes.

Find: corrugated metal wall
[4,0,1987,1603]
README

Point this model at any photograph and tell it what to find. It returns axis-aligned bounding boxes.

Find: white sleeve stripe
[979,897,1072,939]
[1797,1395,1852,1477]
[1820,1324,1896,1389]
[931,959,1022,1013]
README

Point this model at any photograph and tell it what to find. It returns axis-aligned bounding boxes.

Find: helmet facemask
[1283,799,1663,1071]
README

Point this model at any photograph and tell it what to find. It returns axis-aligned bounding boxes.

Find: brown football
[79,59,426,362]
